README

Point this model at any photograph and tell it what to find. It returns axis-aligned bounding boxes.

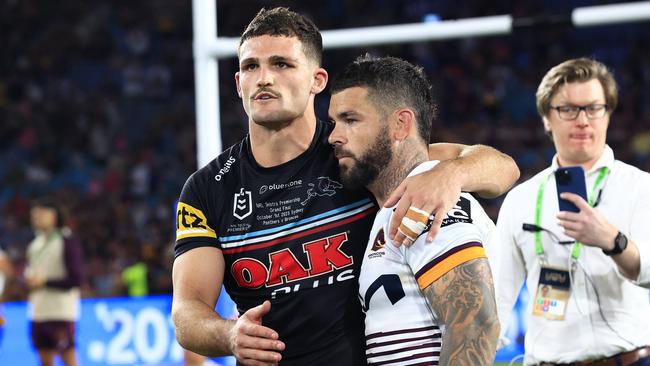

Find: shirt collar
[550,145,615,175]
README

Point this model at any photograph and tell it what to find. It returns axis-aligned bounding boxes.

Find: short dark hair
[239,7,323,65]
[330,55,436,144]
[31,196,64,228]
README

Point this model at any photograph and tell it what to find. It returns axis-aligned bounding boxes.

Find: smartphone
[555,166,588,213]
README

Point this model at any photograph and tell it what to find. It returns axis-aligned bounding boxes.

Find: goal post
[192,0,650,167]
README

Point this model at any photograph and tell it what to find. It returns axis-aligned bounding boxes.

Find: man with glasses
[494,58,650,365]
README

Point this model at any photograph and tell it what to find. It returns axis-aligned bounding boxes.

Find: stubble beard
[339,127,393,190]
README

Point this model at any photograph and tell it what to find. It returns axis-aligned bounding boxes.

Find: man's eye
[242,64,257,71]
[559,106,576,113]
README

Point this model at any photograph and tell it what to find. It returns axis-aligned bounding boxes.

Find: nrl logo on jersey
[233,188,252,220]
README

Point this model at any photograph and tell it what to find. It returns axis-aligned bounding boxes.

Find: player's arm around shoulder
[428,143,520,198]
[422,254,499,366]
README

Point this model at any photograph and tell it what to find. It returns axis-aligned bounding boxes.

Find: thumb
[245,300,272,322]
[384,181,407,208]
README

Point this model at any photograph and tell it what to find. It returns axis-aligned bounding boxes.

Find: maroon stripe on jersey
[366,325,440,341]
[222,209,375,254]
[367,334,439,349]
[414,241,483,279]
[368,351,439,365]
[367,341,441,358]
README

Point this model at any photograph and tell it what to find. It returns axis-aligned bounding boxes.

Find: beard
[337,126,393,190]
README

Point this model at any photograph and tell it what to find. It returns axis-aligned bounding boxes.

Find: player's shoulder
[187,141,246,187]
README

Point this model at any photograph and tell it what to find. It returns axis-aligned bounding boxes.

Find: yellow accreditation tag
[532,266,571,321]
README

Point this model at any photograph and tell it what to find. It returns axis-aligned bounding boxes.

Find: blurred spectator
[25,197,83,366]
[0,244,13,351]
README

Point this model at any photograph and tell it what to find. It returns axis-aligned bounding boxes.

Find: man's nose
[574,109,590,127]
[257,66,273,86]
[328,123,346,146]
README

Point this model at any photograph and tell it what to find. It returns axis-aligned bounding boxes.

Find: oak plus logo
[233,188,252,220]
[230,232,355,299]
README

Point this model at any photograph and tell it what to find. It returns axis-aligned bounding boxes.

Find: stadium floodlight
[193,0,650,167]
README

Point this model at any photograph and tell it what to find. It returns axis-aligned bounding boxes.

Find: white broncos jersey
[359,161,495,365]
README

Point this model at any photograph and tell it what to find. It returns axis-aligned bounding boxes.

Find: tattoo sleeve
[422,257,500,366]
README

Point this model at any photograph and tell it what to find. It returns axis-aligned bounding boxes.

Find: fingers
[233,332,284,365]
[425,211,443,243]
[240,353,280,366]
[240,322,280,340]
[389,196,410,242]
[244,300,272,323]
[395,206,430,247]
[556,211,580,222]
[233,301,285,365]
[557,219,582,232]
[237,343,284,365]
[559,192,590,210]
[384,181,407,208]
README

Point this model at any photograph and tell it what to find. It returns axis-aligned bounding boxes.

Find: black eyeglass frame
[549,104,609,120]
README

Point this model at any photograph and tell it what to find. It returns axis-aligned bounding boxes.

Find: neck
[248,105,317,168]
[557,150,604,172]
[39,228,58,237]
[369,138,427,206]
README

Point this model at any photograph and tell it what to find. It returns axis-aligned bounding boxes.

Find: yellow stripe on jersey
[416,246,486,289]
[176,202,217,240]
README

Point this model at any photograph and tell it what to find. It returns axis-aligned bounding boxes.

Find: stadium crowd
[1,0,650,301]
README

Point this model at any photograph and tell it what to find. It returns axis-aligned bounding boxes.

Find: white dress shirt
[494,145,650,365]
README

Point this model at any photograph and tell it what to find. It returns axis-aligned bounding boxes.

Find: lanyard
[534,166,610,261]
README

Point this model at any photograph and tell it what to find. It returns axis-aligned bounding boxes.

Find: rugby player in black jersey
[172,7,518,366]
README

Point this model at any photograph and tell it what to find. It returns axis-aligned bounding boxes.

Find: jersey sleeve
[174,173,220,258]
[403,194,490,290]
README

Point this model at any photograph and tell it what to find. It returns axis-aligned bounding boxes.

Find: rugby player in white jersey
[328,55,500,366]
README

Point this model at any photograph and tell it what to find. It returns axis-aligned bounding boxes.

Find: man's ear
[311,67,328,95]
[235,72,242,98]
[393,108,416,141]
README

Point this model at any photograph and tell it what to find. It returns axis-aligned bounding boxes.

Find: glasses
[550,104,608,120]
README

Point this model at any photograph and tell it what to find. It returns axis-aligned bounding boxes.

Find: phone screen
[555,166,588,213]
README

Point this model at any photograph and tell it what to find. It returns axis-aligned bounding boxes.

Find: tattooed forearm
[423,257,500,366]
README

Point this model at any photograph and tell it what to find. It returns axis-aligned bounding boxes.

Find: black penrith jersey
[175,120,376,365]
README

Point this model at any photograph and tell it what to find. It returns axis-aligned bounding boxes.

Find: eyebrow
[269,55,296,63]
[556,98,605,105]
[240,55,297,65]
[330,111,359,120]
